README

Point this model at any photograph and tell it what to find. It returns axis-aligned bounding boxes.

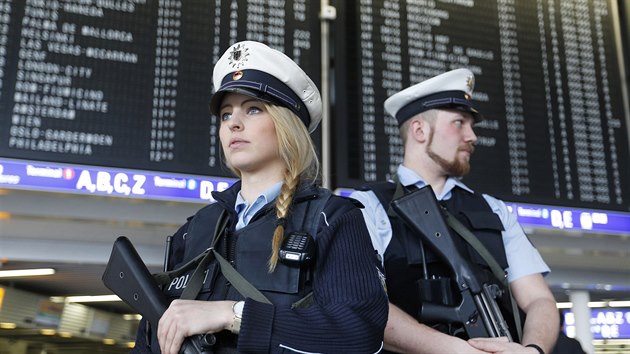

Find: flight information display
[0,0,321,177]
[332,0,630,212]
[564,308,630,339]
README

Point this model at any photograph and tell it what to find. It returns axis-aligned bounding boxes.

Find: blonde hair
[268,104,320,271]
[225,102,319,272]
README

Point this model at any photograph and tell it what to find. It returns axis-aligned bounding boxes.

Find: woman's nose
[227,112,243,131]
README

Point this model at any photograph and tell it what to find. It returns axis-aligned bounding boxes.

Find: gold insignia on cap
[228,43,250,69]
[466,75,475,92]
[233,71,243,80]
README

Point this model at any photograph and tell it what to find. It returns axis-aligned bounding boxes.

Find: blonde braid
[268,169,300,272]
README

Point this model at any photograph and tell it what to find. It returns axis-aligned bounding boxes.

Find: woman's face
[218,93,283,175]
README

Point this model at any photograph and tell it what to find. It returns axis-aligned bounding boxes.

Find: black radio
[279,231,315,266]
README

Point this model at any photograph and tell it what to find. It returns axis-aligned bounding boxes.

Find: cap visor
[451,105,484,123]
[209,87,276,116]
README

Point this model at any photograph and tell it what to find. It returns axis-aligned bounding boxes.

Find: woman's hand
[157,299,236,354]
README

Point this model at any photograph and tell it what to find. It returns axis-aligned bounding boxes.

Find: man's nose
[465,124,477,143]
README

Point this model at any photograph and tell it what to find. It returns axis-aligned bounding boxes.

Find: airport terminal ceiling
[0,1,628,351]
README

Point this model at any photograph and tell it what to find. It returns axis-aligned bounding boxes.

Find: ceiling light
[0,322,16,329]
[40,329,56,336]
[50,295,121,303]
[556,302,572,308]
[0,268,55,278]
[58,331,73,338]
[556,301,629,309]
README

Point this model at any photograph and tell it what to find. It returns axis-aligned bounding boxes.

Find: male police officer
[350,69,558,354]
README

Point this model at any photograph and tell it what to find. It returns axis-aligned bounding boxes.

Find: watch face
[234,301,245,317]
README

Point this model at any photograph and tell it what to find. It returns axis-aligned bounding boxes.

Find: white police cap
[384,68,483,126]
[210,41,322,133]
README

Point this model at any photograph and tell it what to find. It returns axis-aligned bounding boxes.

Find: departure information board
[0,0,321,177]
[332,0,630,212]
[564,308,630,339]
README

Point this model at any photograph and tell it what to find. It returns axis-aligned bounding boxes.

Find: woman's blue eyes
[220,106,262,121]
[247,106,262,114]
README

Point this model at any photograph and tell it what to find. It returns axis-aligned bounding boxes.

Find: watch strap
[525,344,545,354]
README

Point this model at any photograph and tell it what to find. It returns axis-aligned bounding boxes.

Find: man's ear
[409,118,428,143]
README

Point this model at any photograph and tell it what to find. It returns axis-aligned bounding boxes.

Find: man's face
[425,110,477,177]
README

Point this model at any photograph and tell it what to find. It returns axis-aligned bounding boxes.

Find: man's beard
[425,130,474,177]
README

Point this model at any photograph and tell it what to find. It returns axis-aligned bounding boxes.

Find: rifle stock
[390,186,512,340]
[102,236,215,353]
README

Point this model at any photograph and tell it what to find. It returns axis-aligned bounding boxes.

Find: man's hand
[468,337,540,353]
[384,303,490,353]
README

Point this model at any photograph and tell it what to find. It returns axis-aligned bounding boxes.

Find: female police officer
[132,41,388,354]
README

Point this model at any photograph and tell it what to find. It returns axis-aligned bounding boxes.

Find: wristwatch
[230,301,245,334]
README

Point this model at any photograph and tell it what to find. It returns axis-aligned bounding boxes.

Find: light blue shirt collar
[397,164,474,200]
[234,181,283,230]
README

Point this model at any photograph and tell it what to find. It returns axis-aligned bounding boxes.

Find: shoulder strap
[362,179,404,219]
[290,188,331,309]
[212,249,272,304]
[153,249,211,286]
[153,216,215,286]
[444,211,507,286]
[304,188,332,238]
[178,209,228,300]
[181,209,272,304]
[387,176,407,218]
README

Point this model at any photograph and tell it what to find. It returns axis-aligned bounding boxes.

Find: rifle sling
[443,210,507,287]
[442,208,523,342]
[152,212,231,286]
[153,250,210,286]
[178,209,227,300]
[387,178,522,341]
[211,248,271,304]
[180,209,271,304]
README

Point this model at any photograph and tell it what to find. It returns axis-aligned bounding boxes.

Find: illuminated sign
[335,188,630,235]
[0,158,236,203]
[564,309,630,339]
[505,203,630,236]
[35,300,64,327]
[2,157,630,234]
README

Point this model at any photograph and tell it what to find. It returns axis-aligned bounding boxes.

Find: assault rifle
[102,236,216,353]
[390,186,513,340]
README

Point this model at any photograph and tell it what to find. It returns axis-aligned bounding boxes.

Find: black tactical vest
[145,185,331,352]
[164,186,330,304]
[364,181,519,340]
